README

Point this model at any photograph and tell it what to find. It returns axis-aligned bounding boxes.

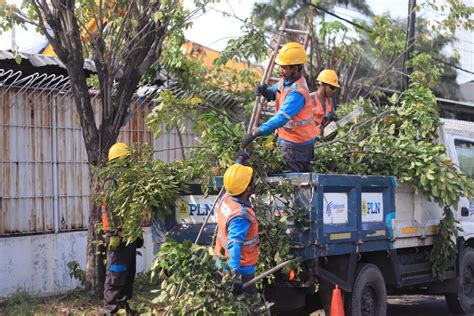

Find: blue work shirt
[259,78,315,145]
[226,197,256,275]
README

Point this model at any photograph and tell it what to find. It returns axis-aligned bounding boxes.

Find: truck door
[448,136,474,237]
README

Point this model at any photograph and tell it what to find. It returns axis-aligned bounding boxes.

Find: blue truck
[152,118,474,315]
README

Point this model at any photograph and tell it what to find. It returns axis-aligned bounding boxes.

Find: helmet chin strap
[286,71,302,86]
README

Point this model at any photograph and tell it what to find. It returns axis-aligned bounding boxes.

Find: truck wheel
[445,247,474,314]
[350,264,387,316]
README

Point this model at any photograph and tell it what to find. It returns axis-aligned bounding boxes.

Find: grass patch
[0,290,40,316]
[0,273,160,315]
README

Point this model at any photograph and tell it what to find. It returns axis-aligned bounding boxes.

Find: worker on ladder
[310,69,340,138]
[101,142,143,315]
[242,42,317,172]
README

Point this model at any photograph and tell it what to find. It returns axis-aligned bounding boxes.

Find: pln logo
[367,201,381,214]
[188,203,214,216]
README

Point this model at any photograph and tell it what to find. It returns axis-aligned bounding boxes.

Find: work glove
[235,150,250,165]
[322,112,337,127]
[108,236,120,251]
[242,128,262,149]
[255,83,269,99]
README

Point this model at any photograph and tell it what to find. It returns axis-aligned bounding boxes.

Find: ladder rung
[270,77,280,82]
[282,28,309,35]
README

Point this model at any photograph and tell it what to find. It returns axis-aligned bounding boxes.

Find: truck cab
[441,118,474,240]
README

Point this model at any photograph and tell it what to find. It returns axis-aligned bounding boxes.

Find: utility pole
[402,0,416,91]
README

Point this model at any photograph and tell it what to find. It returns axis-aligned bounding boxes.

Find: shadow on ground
[387,295,467,316]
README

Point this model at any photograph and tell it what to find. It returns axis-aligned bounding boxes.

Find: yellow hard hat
[223,164,254,196]
[108,142,130,162]
[317,69,340,88]
[275,42,308,66]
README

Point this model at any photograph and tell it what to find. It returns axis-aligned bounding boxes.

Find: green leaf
[153,11,164,22]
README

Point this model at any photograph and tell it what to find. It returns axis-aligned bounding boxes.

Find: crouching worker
[215,163,260,296]
[102,142,144,314]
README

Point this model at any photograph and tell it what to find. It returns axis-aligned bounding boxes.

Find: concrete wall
[0,227,154,298]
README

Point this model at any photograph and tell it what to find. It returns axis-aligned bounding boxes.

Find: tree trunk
[28,0,177,299]
[85,168,106,297]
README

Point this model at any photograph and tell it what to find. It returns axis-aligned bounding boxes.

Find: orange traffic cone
[330,284,345,316]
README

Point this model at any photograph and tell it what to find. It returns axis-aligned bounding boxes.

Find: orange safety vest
[214,194,260,267]
[275,76,317,143]
[310,92,334,137]
[101,192,111,232]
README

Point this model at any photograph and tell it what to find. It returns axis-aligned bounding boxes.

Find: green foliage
[146,89,202,138]
[67,261,88,287]
[0,1,16,32]
[368,15,405,56]
[86,74,100,90]
[0,290,39,316]
[319,21,348,38]
[425,0,474,32]
[144,84,281,191]
[252,179,307,282]
[408,53,444,89]
[315,88,474,208]
[184,109,285,194]
[98,144,190,245]
[156,31,208,90]
[214,21,267,66]
[430,207,459,280]
[150,239,266,314]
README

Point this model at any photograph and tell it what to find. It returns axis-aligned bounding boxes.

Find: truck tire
[350,263,387,316]
[445,247,474,314]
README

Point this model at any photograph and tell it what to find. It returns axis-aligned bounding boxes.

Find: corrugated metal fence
[0,88,198,236]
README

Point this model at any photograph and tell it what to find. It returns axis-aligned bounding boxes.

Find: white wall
[0,228,154,298]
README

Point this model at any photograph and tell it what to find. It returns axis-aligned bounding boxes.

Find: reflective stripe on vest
[214,194,260,267]
[284,116,314,129]
[275,76,317,143]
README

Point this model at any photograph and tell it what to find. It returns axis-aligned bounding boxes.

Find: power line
[208,1,474,77]
[302,0,474,76]
[432,56,474,75]
[332,4,372,16]
[331,5,373,23]
[456,38,474,45]
[447,44,474,54]
[302,0,372,33]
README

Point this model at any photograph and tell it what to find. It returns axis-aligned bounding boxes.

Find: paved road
[308,295,466,315]
[387,295,468,316]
